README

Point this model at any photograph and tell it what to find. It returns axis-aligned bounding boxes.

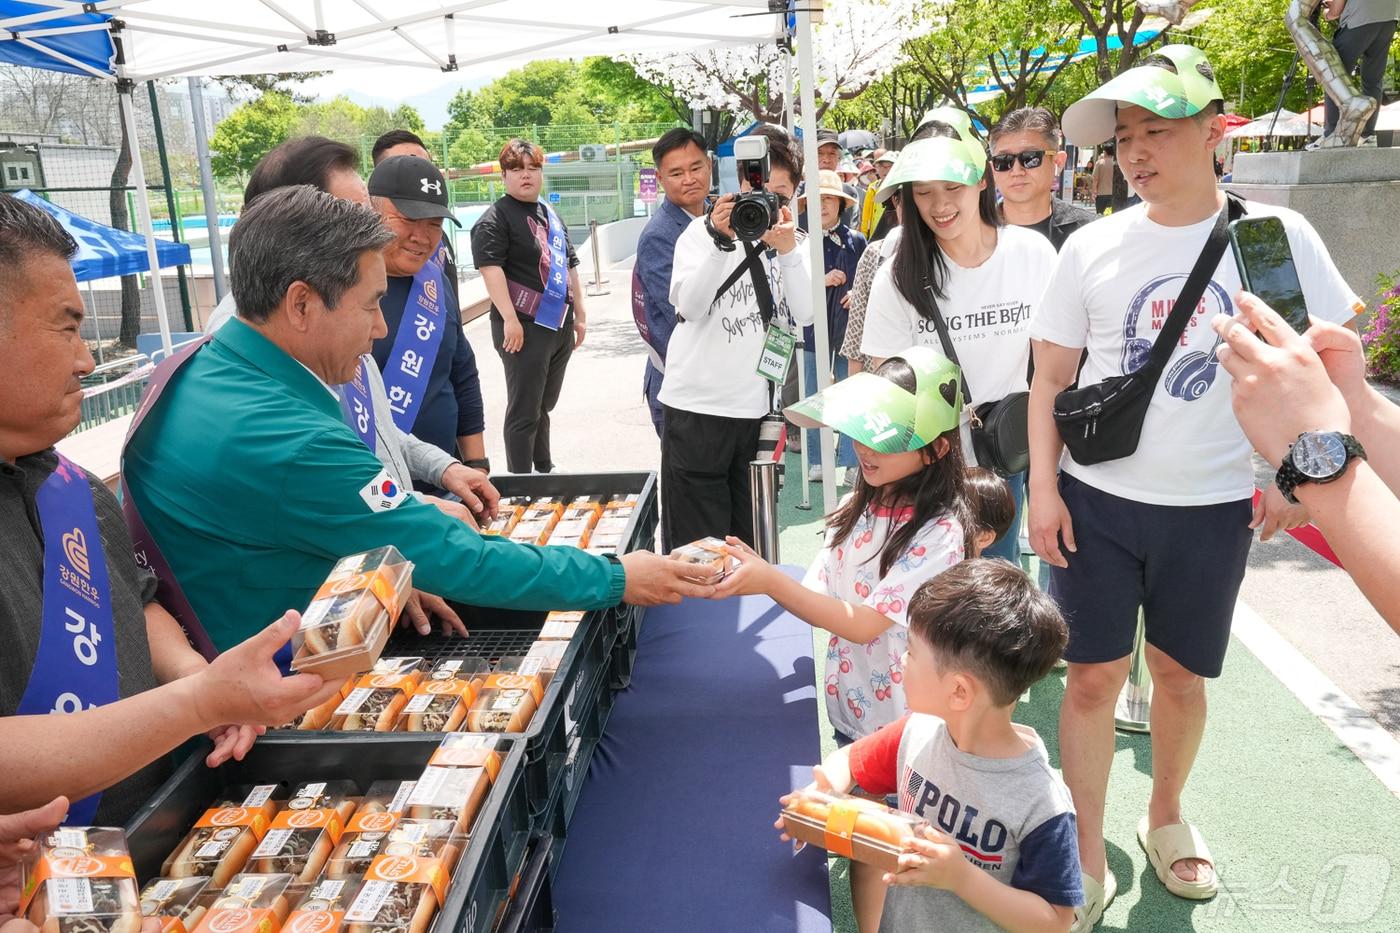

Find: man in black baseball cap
[367,155,490,487]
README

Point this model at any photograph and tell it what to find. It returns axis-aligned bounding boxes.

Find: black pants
[491,311,574,473]
[661,405,762,552]
[1325,19,1397,137]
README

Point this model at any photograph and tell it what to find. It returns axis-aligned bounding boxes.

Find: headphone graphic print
[1120,273,1233,402]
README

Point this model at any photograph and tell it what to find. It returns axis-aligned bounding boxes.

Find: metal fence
[78,357,152,431]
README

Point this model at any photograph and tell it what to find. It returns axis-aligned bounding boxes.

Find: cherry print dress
[803,498,965,740]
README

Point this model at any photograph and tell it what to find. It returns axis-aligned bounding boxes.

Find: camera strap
[712,241,777,329]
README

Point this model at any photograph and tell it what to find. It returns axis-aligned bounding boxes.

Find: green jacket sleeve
[275,428,626,610]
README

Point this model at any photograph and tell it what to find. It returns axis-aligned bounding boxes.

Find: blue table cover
[554,573,833,932]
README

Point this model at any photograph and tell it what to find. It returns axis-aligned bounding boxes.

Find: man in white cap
[1026,45,1364,929]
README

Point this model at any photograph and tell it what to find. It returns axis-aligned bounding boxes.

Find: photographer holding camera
[660,124,814,550]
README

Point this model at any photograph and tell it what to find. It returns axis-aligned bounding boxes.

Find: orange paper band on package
[314,565,403,622]
[415,679,478,702]
[483,672,543,704]
[157,919,189,933]
[429,746,502,781]
[365,855,449,903]
[823,800,861,860]
[356,671,417,695]
[283,910,345,933]
[269,809,344,846]
[194,908,277,933]
[194,806,271,839]
[346,810,401,834]
[19,854,136,913]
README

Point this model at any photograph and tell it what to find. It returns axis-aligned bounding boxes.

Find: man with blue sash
[123,187,717,662]
[0,194,343,825]
[367,156,488,488]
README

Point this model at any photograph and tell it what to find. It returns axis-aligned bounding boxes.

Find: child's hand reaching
[712,536,777,598]
[774,765,838,850]
[884,825,972,892]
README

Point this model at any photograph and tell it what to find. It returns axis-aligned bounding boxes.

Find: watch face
[1292,433,1348,480]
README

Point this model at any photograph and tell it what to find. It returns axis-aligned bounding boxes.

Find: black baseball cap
[368,155,460,226]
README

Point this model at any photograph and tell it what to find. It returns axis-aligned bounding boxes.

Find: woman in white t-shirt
[861,124,1058,563]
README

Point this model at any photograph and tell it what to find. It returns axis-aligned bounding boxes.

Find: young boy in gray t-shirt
[783,559,1082,932]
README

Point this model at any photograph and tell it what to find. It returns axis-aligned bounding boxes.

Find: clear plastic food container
[20,827,142,933]
[291,547,414,681]
[248,782,360,882]
[780,787,929,874]
[161,785,281,886]
[395,658,489,733]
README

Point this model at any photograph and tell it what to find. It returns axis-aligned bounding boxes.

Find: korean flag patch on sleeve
[360,469,409,512]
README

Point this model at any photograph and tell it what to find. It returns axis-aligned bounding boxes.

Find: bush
[1362,270,1400,384]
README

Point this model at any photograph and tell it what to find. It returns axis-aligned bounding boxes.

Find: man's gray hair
[0,194,77,306]
[230,184,394,323]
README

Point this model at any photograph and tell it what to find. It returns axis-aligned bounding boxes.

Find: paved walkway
[466,255,1400,931]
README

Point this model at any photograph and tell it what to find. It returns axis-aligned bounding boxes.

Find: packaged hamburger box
[324,782,417,878]
[779,788,930,874]
[506,518,554,546]
[672,537,732,584]
[428,734,503,782]
[404,766,491,834]
[162,786,281,886]
[562,495,605,521]
[591,514,632,540]
[139,876,217,933]
[326,818,458,882]
[293,676,356,731]
[249,782,359,883]
[482,657,545,704]
[395,658,489,732]
[329,658,426,732]
[281,875,363,933]
[536,611,583,642]
[481,497,528,537]
[190,873,295,933]
[464,688,536,734]
[523,640,568,685]
[520,497,564,525]
[292,547,414,681]
[19,827,142,933]
[341,843,456,933]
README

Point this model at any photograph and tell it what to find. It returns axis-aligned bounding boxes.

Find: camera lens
[731,192,778,241]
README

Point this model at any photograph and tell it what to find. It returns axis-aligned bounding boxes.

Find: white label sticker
[194,839,229,859]
[348,840,379,859]
[231,876,268,900]
[387,782,416,814]
[358,470,409,513]
[252,828,293,858]
[336,688,373,715]
[50,878,94,915]
[404,693,433,713]
[297,782,327,802]
[395,823,428,843]
[406,767,450,807]
[345,881,394,922]
[298,598,334,631]
[310,879,346,900]
[517,657,544,676]
[148,880,183,902]
[53,830,89,850]
[332,553,368,574]
[243,785,277,807]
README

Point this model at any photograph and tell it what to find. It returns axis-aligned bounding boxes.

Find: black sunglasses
[990,149,1052,172]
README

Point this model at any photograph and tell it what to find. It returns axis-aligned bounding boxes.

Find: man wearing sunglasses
[989,108,1097,252]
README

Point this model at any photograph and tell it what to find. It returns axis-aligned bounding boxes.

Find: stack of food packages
[482,493,639,555]
[126,736,502,933]
[291,603,583,736]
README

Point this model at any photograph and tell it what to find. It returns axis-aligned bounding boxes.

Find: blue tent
[11,189,191,282]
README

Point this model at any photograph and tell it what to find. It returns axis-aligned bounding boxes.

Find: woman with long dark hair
[860,122,1057,563]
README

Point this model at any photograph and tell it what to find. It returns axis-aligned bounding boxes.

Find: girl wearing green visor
[859,119,1058,567]
[713,347,978,930]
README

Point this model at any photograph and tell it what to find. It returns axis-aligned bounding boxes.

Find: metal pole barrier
[1114,610,1152,733]
[86,281,105,367]
[794,341,811,511]
[749,460,781,563]
[187,76,226,303]
[586,219,610,297]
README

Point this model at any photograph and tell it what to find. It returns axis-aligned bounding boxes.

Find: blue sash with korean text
[383,242,449,432]
[18,454,119,824]
[536,205,570,331]
[336,358,377,452]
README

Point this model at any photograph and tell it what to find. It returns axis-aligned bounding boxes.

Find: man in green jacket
[124,185,713,654]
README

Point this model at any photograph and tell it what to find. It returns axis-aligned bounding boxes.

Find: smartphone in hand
[1228,215,1310,334]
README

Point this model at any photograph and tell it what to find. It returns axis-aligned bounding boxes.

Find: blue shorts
[834,730,900,809]
[1047,472,1252,678]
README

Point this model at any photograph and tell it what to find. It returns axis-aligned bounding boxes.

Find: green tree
[391,104,426,135]
[209,91,297,176]
[1196,0,1320,117]
[580,57,689,123]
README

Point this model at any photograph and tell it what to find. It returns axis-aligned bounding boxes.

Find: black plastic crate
[606,602,644,692]
[496,837,555,933]
[122,734,531,933]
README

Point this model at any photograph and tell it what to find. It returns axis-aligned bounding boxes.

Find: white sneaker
[807,465,822,482]
[1360,135,1378,148]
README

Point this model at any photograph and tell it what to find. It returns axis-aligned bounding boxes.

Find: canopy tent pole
[781,45,812,510]
[795,5,836,514]
[85,281,106,367]
[117,76,174,355]
[188,76,228,302]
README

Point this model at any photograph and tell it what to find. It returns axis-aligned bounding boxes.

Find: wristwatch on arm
[1274,431,1367,504]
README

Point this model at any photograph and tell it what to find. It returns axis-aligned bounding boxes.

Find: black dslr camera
[727,134,781,241]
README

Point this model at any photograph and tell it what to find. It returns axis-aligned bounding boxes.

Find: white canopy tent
[2,0,845,511]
